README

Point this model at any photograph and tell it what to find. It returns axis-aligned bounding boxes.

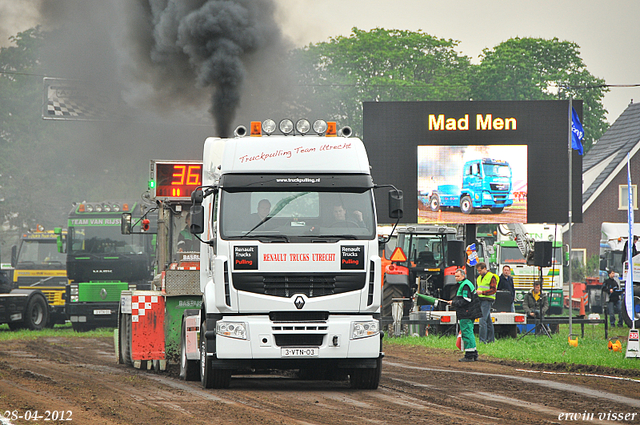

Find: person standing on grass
[448,268,481,362]
[602,269,624,327]
[498,265,516,312]
[476,262,497,343]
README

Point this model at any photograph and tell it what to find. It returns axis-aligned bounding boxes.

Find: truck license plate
[281,347,319,357]
[93,309,111,315]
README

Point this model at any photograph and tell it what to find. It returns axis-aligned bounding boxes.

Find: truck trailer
[183,119,402,389]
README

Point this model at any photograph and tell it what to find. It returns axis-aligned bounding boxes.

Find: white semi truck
[183,119,402,389]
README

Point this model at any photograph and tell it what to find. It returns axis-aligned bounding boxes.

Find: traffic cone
[455,331,463,351]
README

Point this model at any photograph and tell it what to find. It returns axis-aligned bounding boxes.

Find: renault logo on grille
[100,288,108,300]
[294,296,305,310]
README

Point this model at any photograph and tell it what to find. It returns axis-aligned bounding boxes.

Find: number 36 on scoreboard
[150,160,203,201]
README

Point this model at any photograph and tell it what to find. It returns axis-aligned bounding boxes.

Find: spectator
[475,262,497,343]
[497,265,516,312]
[602,269,624,327]
[523,280,549,320]
[621,235,639,265]
[251,199,271,224]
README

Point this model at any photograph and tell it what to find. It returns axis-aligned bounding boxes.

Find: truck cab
[12,229,68,326]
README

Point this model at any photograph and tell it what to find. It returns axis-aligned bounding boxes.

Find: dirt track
[1,337,639,424]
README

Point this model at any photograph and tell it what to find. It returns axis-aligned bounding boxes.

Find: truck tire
[490,207,504,213]
[429,194,440,212]
[24,295,49,331]
[350,357,381,389]
[460,196,474,214]
[382,284,410,318]
[180,319,199,381]
[200,322,231,389]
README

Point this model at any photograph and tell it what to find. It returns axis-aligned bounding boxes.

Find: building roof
[582,102,640,212]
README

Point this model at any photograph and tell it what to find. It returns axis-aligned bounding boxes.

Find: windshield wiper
[310,234,359,240]
[255,235,289,243]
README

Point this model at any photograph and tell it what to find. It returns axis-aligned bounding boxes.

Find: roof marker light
[279,119,294,135]
[262,119,276,135]
[250,121,262,137]
[313,120,328,135]
[296,119,310,134]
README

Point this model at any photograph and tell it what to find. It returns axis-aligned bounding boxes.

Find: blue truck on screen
[428,158,513,214]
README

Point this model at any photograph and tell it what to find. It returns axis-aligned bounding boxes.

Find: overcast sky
[1,0,638,124]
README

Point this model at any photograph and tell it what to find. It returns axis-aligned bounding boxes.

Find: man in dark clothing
[523,281,549,319]
[448,269,481,362]
[177,212,198,252]
[621,235,639,265]
[602,269,624,327]
[497,265,515,312]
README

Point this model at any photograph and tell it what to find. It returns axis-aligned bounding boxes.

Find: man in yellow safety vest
[476,262,497,343]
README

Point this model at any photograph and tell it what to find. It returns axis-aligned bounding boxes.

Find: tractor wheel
[429,194,440,212]
[382,284,410,318]
[460,196,474,214]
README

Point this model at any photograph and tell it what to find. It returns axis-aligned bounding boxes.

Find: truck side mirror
[388,189,404,219]
[190,205,205,234]
[53,227,66,254]
[190,189,205,235]
[11,245,17,267]
[121,213,132,235]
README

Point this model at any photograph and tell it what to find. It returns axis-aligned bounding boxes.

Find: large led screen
[363,101,582,224]
[418,145,527,224]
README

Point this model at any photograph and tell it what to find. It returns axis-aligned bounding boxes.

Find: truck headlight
[351,320,379,339]
[483,192,492,200]
[70,284,78,302]
[216,321,248,340]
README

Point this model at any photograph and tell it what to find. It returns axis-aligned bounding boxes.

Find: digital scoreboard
[150,160,203,201]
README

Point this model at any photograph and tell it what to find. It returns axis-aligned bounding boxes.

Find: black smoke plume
[126,0,282,137]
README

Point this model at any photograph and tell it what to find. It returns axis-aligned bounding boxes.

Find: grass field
[385,323,640,371]
[0,322,113,341]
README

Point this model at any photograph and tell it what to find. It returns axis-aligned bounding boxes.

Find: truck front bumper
[211,314,382,369]
[67,302,119,328]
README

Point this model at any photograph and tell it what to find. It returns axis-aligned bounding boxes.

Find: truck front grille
[232,273,366,298]
[274,334,325,347]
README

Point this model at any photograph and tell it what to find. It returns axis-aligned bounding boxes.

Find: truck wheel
[350,357,381,389]
[180,319,199,381]
[8,322,24,331]
[200,322,231,389]
[25,295,49,330]
[429,194,440,212]
[622,293,640,328]
[490,207,504,213]
[460,196,474,214]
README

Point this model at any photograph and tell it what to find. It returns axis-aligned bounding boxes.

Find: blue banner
[571,107,584,155]
[626,153,635,327]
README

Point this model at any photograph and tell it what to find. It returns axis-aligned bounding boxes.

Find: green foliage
[289,28,472,136]
[290,32,609,152]
[387,324,640,371]
[470,37,609,152]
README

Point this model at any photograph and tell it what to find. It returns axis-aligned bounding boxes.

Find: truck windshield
[219,190,375,240]
[483,164,510,177]
[18,240,66,266]
[69,227,149,255]
[499,246,526,264]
